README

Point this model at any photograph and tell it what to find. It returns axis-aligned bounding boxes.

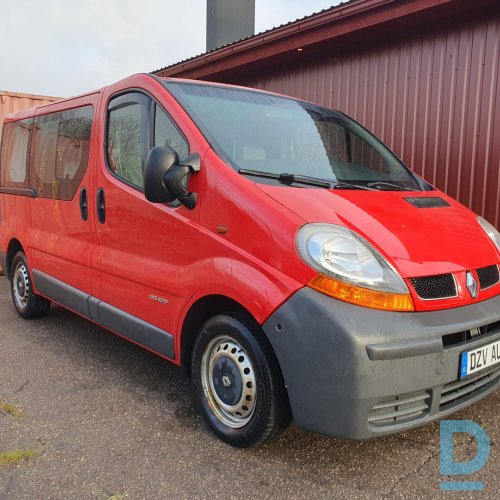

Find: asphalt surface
[0,275,498,499]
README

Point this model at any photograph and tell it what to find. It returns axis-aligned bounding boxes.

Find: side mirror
[164,153,200,210]
[144,146,200,209]
[144,147,178,203]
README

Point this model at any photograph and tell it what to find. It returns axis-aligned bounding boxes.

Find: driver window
[107,101,144,188]
[107,94,189,190]
[154,104,189,161]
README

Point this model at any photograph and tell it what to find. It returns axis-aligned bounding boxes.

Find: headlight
[296,224,413,311]
[477,216,500,252]
[296,223,408,293]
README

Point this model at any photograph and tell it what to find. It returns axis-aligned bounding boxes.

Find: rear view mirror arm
[179,153,201,173]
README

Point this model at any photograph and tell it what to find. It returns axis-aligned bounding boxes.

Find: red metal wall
[227,14,500,228]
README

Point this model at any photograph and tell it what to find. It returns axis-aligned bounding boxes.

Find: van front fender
[189,257,302,325]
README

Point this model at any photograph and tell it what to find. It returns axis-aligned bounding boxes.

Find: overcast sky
[0,0,339,97]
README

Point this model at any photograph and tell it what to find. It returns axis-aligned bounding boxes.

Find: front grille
[477,264,500,290]
[440,367,500,411]
[410,274,457,300]
[442,320,500,348]
[368,390,431,427]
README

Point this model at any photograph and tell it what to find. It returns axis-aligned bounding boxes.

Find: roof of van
[3,73,312,124]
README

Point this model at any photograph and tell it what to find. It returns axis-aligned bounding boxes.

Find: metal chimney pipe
[207,0,255,52]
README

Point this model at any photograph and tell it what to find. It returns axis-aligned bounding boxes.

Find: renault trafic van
[1,74,499,447]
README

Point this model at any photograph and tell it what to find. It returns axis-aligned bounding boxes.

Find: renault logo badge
[466,272,478,298]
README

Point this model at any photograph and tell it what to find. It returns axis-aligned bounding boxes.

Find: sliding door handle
[96,188,105,224]
[79,187,88,221]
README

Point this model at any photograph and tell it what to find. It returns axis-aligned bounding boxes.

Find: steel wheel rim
[13,262,30,310]
[201,336,257,429]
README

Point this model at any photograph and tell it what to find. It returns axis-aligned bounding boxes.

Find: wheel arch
[179,294,251,376]
[5,238,25,280]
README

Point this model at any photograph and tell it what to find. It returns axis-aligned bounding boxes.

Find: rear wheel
[10,252,51,319]
[191,313,290,447]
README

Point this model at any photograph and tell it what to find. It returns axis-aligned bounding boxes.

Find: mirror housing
[144,147,178,203]
[144,146,200,209]
[164,153,200,210]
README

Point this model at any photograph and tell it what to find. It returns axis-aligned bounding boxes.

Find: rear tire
[10,251,51,319]
[191,312,290,447]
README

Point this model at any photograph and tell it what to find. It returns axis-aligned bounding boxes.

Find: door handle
[96,188,105,224]
[79,188,88,221]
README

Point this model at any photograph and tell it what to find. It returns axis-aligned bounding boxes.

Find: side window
[350,132,389,173]
[56,108,93,181]
[106,93,189,191]
[30,106,93,200]
[0,119,33,189]
[154,104,189,160]
[107,94,148,189]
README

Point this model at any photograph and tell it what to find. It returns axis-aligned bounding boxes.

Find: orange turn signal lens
[308,274,414,312]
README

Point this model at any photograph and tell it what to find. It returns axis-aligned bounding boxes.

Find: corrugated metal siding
[0,92,60,136]
[227,15,500,228]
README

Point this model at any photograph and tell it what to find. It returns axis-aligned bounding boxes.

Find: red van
[1,74,499,447]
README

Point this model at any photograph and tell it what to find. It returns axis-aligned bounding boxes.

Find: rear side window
[0,119,33,189]
[30,106,93,200]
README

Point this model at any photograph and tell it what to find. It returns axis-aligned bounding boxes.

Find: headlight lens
[477,216,500,252]
[296,223,409,294]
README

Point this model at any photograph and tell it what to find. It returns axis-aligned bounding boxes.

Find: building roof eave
[153,0,484,80]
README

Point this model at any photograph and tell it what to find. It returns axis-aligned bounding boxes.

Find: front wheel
[191,313,290,447]
[10,251,51,319]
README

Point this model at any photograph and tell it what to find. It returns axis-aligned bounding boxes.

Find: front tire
[191,313,290,447]
[10,251,51,319]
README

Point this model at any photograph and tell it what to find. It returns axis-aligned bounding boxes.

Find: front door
[92,89,199,359]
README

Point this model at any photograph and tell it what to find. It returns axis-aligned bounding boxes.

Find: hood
[257,185,499,278]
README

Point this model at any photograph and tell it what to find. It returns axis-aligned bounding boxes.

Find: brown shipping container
[156,0,500,229]
[0,91,59,136]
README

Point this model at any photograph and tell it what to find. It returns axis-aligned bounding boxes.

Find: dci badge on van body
[149,294,168,304]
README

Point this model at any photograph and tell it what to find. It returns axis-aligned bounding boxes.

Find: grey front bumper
[263,288,500,439]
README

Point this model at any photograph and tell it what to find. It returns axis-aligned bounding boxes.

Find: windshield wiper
[366,181,414,191]
[331,181,375,191]
[239,169,377,190]
[239,169,332,188]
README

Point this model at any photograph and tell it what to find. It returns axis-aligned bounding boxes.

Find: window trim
[104,88,190,194]
[0,187,37,197]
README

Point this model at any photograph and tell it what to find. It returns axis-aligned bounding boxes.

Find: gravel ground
[0,275,498,499]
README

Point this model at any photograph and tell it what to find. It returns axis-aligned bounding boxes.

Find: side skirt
[32,269,175,359]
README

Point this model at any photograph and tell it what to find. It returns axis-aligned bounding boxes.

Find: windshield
[165,82,428,191]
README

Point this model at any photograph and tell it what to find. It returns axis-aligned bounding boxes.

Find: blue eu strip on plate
[460,352,469,379]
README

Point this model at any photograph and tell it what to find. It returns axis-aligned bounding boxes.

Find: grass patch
[0,401,23,419]
[107,496,122,500]
[0,449,40,467]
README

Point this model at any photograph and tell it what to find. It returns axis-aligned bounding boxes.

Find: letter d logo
[440,420,490,491]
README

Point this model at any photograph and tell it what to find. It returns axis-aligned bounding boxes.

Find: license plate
[460,339,500,378]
